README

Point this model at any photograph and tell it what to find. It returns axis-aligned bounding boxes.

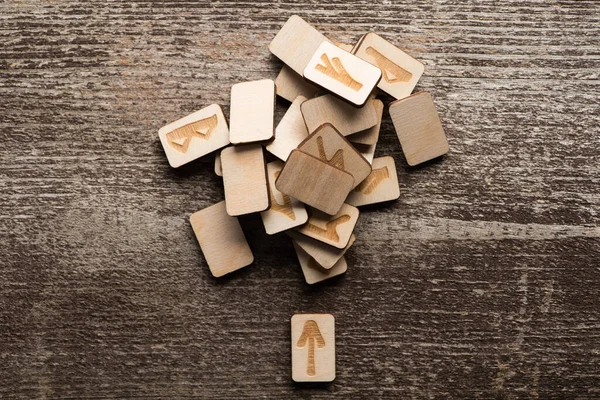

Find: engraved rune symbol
[354,166,390,194]
[269,171,296,220]
[365,47,413,84]
[304,214,351,242]
[166,114,218,153]
[315,53,363,91]
[297,320,326,376]
[316,136,344,170]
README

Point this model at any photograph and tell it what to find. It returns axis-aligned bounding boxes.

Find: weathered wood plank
[0,0,599,398]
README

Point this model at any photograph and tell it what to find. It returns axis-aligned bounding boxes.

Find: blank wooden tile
[269,15,328,75]
[229,79,275,144]
[158,104,229,168]
[288,231,355,270]
[190,201,253,278]
[296,204,359,249]
[346,156,400,206]
[266,95,309,161]
[389,91,449,166]
[275,65,319,103]
[221,144,270,216]
[354,32,425,100]
[347,99,383,145]
[301,94,378,137]
[304,41,381,107]
[298,123,372,189]
[291,313,335,382]
[275,150,353,216]
[293,243,347,285]
[260,160,308,235]
[214,152,222,176]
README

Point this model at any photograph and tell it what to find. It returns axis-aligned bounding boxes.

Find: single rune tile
[291,313,335,382]
[354,32,425,100]
[389,91,449,166]
[304,41,381,106]
[221,144,270,216]
[229,79,275,144]
[298,123,372,189]
[158,104,229,168]
[190,201,254,278]
[275,150,354,216]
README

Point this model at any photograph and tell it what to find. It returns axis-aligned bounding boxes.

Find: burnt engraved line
[304,214,351,242]
[269,170,296,220]
[365,47,412,84]
[316,136,345,170]
[354,166,390,194]
[315,53,363,91]
[297,320,326,376]
[166,114,218,153]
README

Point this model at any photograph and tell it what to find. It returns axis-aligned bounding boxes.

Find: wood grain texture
[0,1,599,399]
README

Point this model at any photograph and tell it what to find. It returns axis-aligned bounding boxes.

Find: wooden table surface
[1,1,599,398]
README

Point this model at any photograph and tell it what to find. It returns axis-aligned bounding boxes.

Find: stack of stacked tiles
[158,16,450,283]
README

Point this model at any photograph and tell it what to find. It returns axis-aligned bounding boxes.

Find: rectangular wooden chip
[229,79,275,144]
[190,201,254,277]
[275,150,354,216]
[291,313,335,382]
[158,104,230,168]
[354,32,424,100]
[303,41,381,106]
[221,144,269,216]
[389,91,449,166]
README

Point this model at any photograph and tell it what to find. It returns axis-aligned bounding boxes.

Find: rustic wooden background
[1,0,599,398]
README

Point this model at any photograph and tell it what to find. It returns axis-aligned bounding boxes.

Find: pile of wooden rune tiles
[158,16,449,283]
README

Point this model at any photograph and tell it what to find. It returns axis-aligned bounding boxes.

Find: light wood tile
[354,32,425,100]
[298,123,371,189]
[221,144,270,216]
[275,150,353,215]
[158,104,229,168]
[291,313,335,382]
[293,243,347,284]
[346,156,400,206]
[296,204,359,249]
[189,201,253,278]
[269,15,328,75]
[301,94,378,136]
[389,91,449,166]
[288,231,355,270]
[260,160,308,235]
[303,41,381,106]
[347,99,383,145]
[266,95,309,161]
[274,65,319,103]
[229,79,275,144]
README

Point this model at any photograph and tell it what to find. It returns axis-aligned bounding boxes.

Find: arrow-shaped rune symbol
[297,320,326,376]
